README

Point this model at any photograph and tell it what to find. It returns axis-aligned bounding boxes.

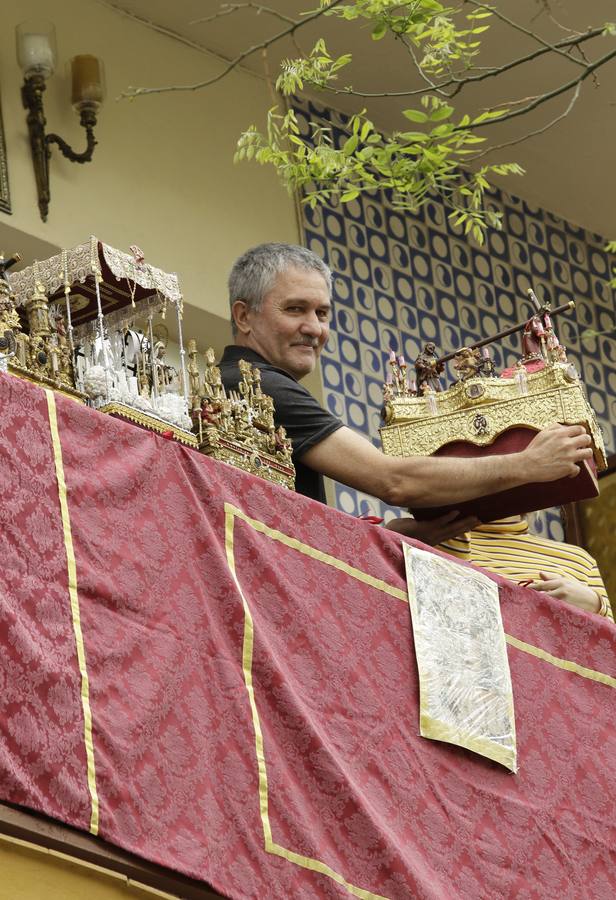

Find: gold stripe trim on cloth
[404,544,517,772]
[505,634,616,689]
[224,503,390,900]
[45,390,100,835]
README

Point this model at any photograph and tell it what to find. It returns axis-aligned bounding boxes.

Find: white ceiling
[104,0,616,238]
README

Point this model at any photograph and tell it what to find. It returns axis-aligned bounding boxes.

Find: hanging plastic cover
[403,543,517,772]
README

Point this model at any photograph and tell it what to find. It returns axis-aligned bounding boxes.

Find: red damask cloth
[1,372,615,899]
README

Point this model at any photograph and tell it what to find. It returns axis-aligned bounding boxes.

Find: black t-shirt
[219,346,343,503]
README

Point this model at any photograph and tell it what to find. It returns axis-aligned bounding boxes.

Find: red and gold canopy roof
[8,236,182,329]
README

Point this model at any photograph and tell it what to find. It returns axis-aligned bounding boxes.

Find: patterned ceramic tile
[296,101,616,540]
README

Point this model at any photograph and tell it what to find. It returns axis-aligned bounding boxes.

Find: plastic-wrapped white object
[403,544,517,772]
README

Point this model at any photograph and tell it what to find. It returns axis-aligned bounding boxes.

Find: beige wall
[0,0,299,335]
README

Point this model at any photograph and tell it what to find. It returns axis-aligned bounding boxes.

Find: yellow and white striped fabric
[439,517,613,622]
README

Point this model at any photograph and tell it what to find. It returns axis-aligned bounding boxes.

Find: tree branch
[95,0,236,66]
[466,0,587,69]
[464,45,616,131]
[468,81,582,160]
[398,33,451,97]
[119,0,346,99]
[314,26,606,100]
[190,3,298,29]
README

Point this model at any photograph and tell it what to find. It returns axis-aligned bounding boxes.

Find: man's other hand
[385,511,480,547]
[521,424,593,482]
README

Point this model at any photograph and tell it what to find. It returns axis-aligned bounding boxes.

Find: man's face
[234,266,331,379]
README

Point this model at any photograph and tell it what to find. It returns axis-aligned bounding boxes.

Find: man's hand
[521,424,593,482]
[529,571,601,613]
[385,511,480,547]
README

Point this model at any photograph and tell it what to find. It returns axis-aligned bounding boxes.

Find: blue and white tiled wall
[295,101,616,542]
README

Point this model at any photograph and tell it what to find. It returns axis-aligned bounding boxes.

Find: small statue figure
[203,346,224,400]
[452,347,482,382]
[238,359,255,406]
[478,347,496,378]
[218,398,233,433]
[383,376,394,404]
[230,398,252,442]
[252,367,263,399]
[421,383,439,415]
[514,359,529,396]
[200,397,219,426]
[187,338,202,410]
[152,340,177,393]
[138,365,150,399]
[415,342,444,394]
[552,343,568,365]
[0,254,22,363]
[274,425,293,465]
[48,305,74,387]
[521,314,546,362]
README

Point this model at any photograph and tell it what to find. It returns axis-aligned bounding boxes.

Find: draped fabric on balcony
[1,372,615,899]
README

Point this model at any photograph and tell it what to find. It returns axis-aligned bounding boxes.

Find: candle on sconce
[386,373,393,384]
[389,349,396,363]
[71,55,105,109]
[398,355,406,368]
[16,21,57,76]
[20,34,55,74]
[482,346,490,358]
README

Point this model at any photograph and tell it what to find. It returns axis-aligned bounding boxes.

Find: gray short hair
[228,242,332,335]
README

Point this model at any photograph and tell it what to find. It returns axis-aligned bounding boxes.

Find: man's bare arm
[300,423,593,508]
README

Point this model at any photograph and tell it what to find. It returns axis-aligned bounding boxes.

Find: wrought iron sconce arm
[46,107,98,164]
[17,21,104,224]
[21,71,99,222]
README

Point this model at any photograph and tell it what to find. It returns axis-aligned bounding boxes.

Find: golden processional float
[2,238,294,490]
[380,290,607,522]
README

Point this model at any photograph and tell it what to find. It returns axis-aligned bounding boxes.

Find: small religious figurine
[0,260,21,365]
[152,340,178,393]
[415,342,444,394]
[138,364,150,399]
[187,338,202,410]
[478,346,496,378]
[514,359,529,396]
[452,347,482,382]
[383,374,394,404]
[218,398,233,433]
[238,358,255,406]
[203,346,224,401]
[521,314,547,362]
[48,305,74,386]
[421,383,439,415]
[252,367,263,399]
[200,397,219,426]
[552,343,568,365]
[231,398,252,442]
[274,425,293,465]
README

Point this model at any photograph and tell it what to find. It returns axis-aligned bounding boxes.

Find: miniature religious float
[4,239,295,490]
[380,290,607,521]
[7,237,193,441]
[186,343,295,490]
[1,251,87,402]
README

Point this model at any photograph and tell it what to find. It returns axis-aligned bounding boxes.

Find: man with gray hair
[219,242,592,544]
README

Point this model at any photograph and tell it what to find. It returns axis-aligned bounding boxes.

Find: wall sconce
[16,20,105,222]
